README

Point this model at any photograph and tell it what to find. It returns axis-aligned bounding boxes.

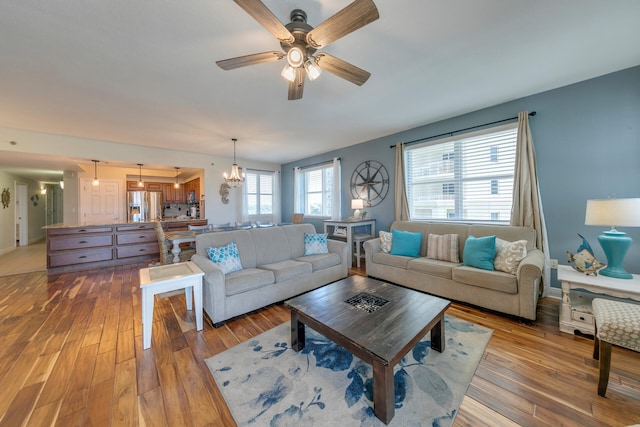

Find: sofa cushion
[372,252,412,269]
[427,233,460,263]
[379,230,392,253]
[463,235,496,271]
[390,229,422,257]
[224,268,276,296]
[258,259,313,282]
[407,257,459,279]
[452,266,518,294]
[206,241,243,275]
[250,227,292,265]
[296,253,341,271]
[304,233,329,255]
[494,238,528,275]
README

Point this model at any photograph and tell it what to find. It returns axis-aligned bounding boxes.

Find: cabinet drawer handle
[79,229,87,232]
[78,240,88,244]
[78,255,87,259]
[139,249,146,252]
[139,235,145,239]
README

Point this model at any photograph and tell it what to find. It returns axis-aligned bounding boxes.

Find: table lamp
[585,198,640,279]
[351,199,364,218]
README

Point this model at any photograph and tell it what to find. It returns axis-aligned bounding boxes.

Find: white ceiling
[1,0,640,182]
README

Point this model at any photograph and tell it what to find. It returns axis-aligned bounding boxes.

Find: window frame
[244,169,275,221]
[404,123,518,224]
[299,163,334,218]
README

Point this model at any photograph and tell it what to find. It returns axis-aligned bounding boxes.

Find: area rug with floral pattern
[205,315,492,426]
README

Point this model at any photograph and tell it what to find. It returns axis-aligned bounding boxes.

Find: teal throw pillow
[304,233,329,255]
[463,235,497,271]
[206,241,243,275]
[390,229,422,257]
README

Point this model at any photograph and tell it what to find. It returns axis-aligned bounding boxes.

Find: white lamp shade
[585,198,640,228]
[351,199,364,209]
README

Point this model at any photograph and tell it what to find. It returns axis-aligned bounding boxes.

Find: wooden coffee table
[285,275,450,424]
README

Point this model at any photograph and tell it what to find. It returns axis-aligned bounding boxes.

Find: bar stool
[592,298,640,396]
[353,233,374,268]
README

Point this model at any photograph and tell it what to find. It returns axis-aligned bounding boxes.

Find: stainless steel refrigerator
[127,191,163,222]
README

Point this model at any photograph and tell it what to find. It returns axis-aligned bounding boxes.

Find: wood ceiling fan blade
[306,0,379,49]
[288,67,305,100]
[216,51,284,70]
[315,53,371,86]
[233,0,294,43]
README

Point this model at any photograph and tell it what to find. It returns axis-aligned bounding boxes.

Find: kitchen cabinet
[115,223,159,259]
[46,223,160,274]
[162,183,185,203]
[184,178,200,202]
[47,226,115,273]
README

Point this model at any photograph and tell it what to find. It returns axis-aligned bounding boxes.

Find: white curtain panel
[511,111,551,297]
[293,167,302,214]
[331,157,342,220]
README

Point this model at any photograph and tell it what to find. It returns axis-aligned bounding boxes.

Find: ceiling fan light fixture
[286,47,304,67]
[304,57,322,81]
[281,64,297,82]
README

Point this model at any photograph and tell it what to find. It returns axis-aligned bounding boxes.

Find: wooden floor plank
[0,261,638,426]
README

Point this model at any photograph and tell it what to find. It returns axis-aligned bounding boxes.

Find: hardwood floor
[0,262,638,426]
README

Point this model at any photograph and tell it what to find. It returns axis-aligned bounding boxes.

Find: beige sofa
[364,221,544,320]
[191,224,348,326]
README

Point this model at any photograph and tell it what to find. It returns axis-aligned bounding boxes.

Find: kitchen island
[45,219,207,275]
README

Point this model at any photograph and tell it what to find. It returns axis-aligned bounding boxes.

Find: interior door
[16,183,28,246]
[80,179,122,224]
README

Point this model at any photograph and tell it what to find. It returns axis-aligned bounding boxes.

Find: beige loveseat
[191,224,348,326]
[364,221,544,320]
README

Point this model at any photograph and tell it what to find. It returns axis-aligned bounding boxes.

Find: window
[245,170,274,220]
[404,123,517,223]
[294,159,340,218]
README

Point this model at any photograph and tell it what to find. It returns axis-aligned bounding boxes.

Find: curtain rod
[293,157,341,170]
[389,111,536,149]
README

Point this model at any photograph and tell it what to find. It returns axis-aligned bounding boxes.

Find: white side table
[557,265,640,335]
[139,261,204,349]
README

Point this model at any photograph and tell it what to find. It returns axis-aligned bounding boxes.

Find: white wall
[0,127,281,226]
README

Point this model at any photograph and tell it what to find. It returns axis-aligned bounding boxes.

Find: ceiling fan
[216,0,379,100]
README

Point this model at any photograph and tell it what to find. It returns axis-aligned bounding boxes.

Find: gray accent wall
[281,65,640,287]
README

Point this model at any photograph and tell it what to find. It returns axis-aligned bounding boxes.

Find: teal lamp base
[598,230,633,279]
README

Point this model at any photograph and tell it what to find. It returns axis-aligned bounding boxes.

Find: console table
[324,218,375,268]
[558,265,640,335]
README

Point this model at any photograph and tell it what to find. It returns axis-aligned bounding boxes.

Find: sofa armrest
[327,239,349,273]
[191,253,226,324]
[516,248,545,320]
[364,238,381,267]
[517,249,544,281]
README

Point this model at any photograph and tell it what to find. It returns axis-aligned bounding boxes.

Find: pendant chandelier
[137,164,144,187]
[174,167,180,189]
[92,160,99,186]
[223,138,245,188]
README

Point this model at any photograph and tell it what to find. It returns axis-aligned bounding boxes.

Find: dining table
[164,230,198,263]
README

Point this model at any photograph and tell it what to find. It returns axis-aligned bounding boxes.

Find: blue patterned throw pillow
[304,233,329,255]
[206,241,243,275]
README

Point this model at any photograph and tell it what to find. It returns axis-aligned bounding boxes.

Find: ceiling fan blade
[216,51,284,70]
[315,53,371,86]
[306,0,379,49]
[288,67,305,100]
[233,0,294,43]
